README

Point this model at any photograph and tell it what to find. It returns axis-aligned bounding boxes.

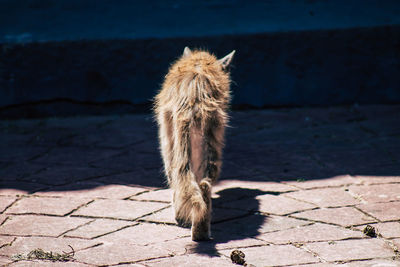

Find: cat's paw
[191,228,211,241]
[191,221,211,241]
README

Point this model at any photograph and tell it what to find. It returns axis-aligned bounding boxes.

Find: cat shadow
[192,187,273,256]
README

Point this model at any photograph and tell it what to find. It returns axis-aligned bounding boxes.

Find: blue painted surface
[0,0,399,115]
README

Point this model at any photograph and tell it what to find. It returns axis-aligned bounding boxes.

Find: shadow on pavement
[193,187,271,256]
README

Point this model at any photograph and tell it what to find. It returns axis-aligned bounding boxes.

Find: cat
[154,47,235,241]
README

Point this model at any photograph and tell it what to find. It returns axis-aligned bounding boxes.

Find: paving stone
[342,259,400,267]
[349,183,400,203]
[213,214,310,237]
[130,188,172,202]
[24,165,117,185]
[0,196,16,212]
[8,261,92,266]
[74,242,171,266]
[0,162,46,181]
[0,255,12,265]
[257,223,363,244]
[72,199,168,220]
[35,182,147,199]
[284,175,360,189]
[0,215,90,236]
[357,202,400,221]
[218,194,316,215]
[284,187,361,208]
[65,219,135,239]
[0,146,49,162]
[143,254,235,267]
[392,238,400,251]
[213,180,297,195]
[99,223,190,246]
[0,236,15,248]
[305,239,395,262]
[141,203,252,225]
[355,175,400,185]
[6,197,89,216]
[355,222,400,239]
[31,147,122,166]
[293,207,376,227]
[219,244,319,266]
[0,181,46,196]
[0,236,100,258]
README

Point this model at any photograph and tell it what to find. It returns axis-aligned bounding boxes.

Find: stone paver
[72,199,168,220]
[219,245,320,266]
[98,223,190,246]
[0,196,16,212]
[144,254,235,267]
[0,215,90,236]
[284,187,361,207]
[305,239,395,262]
[64,218,135,239]
[0,236,100,257]
[1,105,399,266]
[355,222,400,239]
[357,202,400,221]
[5,196,89,216]
[35,182,147,199]
[349,183,400,203]
[218,194,317,215]
[73,243,172,266]
[257,223,363,244]
[292,207,377,227]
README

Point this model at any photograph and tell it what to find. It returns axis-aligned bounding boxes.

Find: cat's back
[155,50,231,113]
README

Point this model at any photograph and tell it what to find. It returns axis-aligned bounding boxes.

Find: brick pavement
[0,105,400,266]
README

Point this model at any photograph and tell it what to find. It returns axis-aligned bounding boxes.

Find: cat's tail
[173,174,210,226]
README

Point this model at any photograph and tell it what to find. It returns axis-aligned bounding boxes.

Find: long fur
[154,49,233,241]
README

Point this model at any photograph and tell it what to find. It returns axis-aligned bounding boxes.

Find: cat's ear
[218,50,235,70]
[183,46,192,58]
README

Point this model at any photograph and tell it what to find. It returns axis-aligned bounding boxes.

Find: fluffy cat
[154,47,235,241]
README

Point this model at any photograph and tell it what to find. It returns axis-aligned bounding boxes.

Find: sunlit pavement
[1,105,399,266]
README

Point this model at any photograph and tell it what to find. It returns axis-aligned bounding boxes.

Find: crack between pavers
[87,222,140,240]
[26,147,53,162]
[64,199,96,217]
[107,254,175,267]
[0,236,17,250]
[58,219,96,238]
[0,196,22,214]
[353,206,382,223]
[69,204,170,223]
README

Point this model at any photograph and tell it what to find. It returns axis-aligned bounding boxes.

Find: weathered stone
[0,236,100,257]
[0,215,90,236]
[219,244,319,266]
[355,222,400,239]
[284,187,361,207]
[35,182,147,199]
[64,219,135,239]
[98,222,190,246]
[257,223,363,244]
[349,183,400,203]
[357,202,400,221]
[0,196,16,212]
[293,207,376,227]
[72,199,168,220]
[74,243,171,266]
[6,197,89,216]
[305,239,395,262]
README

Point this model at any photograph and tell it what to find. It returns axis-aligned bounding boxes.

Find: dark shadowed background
[0,0,399,118]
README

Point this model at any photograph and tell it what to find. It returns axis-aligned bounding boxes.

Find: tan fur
[154,48,234,241]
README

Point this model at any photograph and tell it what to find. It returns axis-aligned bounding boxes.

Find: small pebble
[363,225,377,238]
[231,249,246,265]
